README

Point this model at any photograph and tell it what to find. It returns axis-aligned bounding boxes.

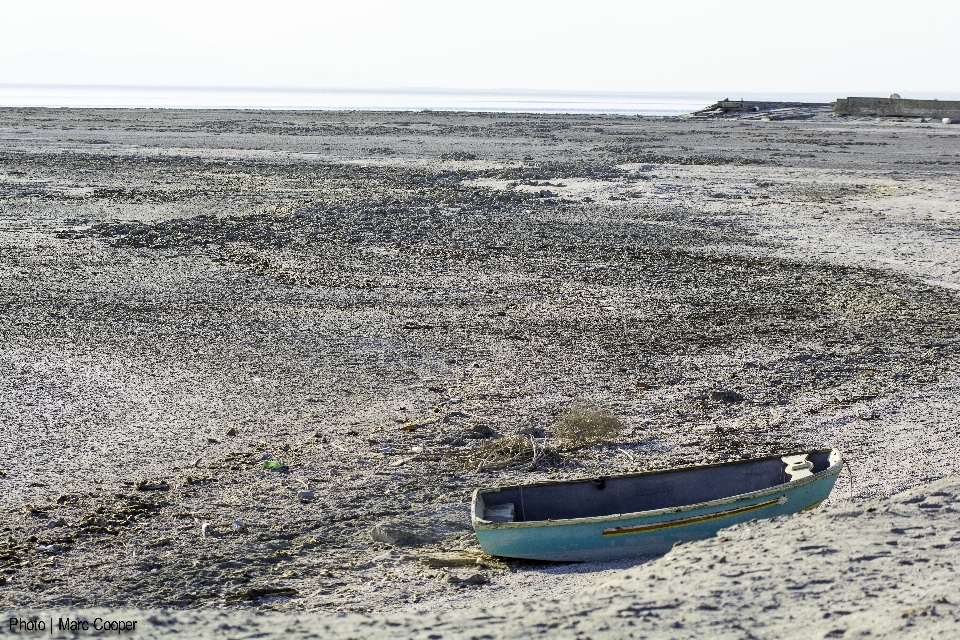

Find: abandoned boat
[471,449,843,561]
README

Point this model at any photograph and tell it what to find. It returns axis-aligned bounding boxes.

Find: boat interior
[478,451,837,523]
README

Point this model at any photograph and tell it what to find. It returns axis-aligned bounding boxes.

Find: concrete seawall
[836,97,960,119]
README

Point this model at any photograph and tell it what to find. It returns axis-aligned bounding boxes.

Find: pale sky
[3,0,959,94]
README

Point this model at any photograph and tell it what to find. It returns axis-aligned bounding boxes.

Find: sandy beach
[2,107,959,637]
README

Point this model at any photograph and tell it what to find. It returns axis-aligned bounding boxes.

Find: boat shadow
[502,553,661,576]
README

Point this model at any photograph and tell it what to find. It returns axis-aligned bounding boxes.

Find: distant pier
[835,97,960,119]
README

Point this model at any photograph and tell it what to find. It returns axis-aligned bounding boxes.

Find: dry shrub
[554,404,625,449]
[469,434,559,471]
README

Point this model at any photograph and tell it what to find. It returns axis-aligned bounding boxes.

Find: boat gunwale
[471,449,842,531]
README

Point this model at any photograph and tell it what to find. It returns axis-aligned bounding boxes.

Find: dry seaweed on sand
[469,434,562,472]
[467,404,626,472]
[553,403,625,450]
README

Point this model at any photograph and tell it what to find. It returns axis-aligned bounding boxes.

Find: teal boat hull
[473,452,842,562]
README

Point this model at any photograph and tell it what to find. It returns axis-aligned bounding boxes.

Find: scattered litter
[370,524,435,546]
[444,572,488,586]
[24,504,42,515]
[378,446,393,454]
[419,551,483,568]
[262,461,287,471]
[201,522,212,538]
[401,417,440,432]
[231,521,247,533]
[297,490,315,501]
[410,446,424,454]
[708,389,744,403]
[37,544,58,553]
[146,537,172,548]
[463,423,497,439]
[225,586,297,602]
[135,479,170,491]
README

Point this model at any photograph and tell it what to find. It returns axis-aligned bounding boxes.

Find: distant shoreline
[0,84,852,114]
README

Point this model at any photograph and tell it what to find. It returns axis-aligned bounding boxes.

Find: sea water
[0,84,842,115]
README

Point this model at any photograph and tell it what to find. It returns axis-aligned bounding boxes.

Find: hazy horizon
[4,84,958,114]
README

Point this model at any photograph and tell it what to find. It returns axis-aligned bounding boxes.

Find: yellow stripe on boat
[602,495,786,536]
[802,500,825,512]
